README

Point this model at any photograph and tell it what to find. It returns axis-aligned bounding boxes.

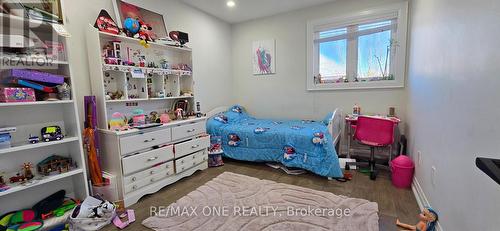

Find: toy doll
[136,20,153,48]
[396,207,438,231]
[22,163,34,180]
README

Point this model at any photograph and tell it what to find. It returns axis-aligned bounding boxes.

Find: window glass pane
[319,27,347,39]
[319,39,347,82]
[357,30,392,80]
[358,20,392,31]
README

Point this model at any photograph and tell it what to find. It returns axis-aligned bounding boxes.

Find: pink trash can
[391,155,415,188]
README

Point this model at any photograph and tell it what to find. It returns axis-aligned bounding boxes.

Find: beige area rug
[143,172,379,231]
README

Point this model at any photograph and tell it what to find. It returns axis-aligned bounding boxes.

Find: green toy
[0,210,43,231]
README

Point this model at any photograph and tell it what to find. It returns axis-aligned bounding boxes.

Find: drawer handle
[191,145,200,149]
[150,178,156,183]
[181,160,185,164]
[192,162,196,166]
[192,155,196,159]
[147,157,159,162]
[187,129,196,133]
[132,177,137,182]
[166,165,169,169]
[166,172,170,176]
[182,167,185,170]
[203,157,206,161]
[150,170,155,175]
[132,185,137,190]
[144,138,156,143]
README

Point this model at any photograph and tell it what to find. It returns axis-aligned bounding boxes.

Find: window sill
[307,80,404,91]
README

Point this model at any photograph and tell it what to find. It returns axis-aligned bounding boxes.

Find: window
[307,2,408,90]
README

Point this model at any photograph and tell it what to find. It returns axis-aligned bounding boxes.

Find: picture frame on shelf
[112,0,168,39]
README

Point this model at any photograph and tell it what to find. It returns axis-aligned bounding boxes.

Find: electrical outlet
[417,150,422,165]
[431,166,437,187]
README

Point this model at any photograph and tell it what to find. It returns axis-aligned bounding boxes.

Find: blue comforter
[207,106,343,178]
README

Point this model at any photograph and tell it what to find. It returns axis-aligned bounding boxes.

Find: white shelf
[105,96,193,103]
[102,64,192,76]
[0,137,79,155]
[98,31,192,52]
[0,169,83,197]
[0,100,74,107]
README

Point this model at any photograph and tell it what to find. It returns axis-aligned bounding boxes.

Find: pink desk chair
[345,116,396,180]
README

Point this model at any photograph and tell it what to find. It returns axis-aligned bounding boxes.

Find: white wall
[62,0,233,127]
[231,0,408,129]
[407,0,500,230]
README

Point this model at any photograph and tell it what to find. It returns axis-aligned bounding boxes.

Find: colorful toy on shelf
[0,87,36,103]
[136,20,153,48]
[8,78,56,93]
[94,9,120,35]
[5,69,65,84]
[22,162,34,180]
[41,126,64,142]
[132,109,146,126]
[160,113,170,124]
[149,111,160,123]
[105,90,124,100]
[109,112,129,131]
[174,108,184,120]
[123,17,140,37]
[28,134,40,144]
[57,82,71,100]
[0,133,12,149]
[37,155,74,176]
[0,171,10,192]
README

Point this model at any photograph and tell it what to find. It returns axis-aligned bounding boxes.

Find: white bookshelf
[86,25,196,130]
[0,16,89,214]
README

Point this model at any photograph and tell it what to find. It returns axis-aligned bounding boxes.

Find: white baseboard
[411,176,444,231]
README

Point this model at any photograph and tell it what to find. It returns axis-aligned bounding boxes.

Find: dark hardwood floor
[102,159,420,231]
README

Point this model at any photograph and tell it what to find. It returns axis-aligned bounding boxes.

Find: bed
[206,105,344,178]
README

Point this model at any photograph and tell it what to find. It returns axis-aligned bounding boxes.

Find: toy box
[5,69,65,84]
[0,87,36,102]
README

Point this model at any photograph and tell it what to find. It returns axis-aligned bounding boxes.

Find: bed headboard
[206,106,230,118]
[328,108,343,148]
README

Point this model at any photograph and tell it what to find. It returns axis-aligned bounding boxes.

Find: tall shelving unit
[0,14,89,214]
[86,25,196,129]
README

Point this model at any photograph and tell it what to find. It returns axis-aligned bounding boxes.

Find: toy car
[28,134,40,144]
[9,173,26,183]
[41,126,64,142]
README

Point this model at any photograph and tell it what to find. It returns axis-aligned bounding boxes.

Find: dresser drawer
[123,161,174,185]
[120,128,172,155]
[122,145,174,175]
[171,122,205,141]
[175,136,210,159]
[175,150,207,173]
[124,168,173,194]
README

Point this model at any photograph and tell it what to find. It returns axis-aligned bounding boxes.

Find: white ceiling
[181,0,338,24]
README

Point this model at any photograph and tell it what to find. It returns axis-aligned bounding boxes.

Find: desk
[345,115,401,158]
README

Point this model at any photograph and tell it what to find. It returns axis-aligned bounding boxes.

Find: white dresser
[98,117,209,206]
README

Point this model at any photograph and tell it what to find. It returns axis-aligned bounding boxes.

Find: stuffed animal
[396,207,438,231]
[136,20,153,48]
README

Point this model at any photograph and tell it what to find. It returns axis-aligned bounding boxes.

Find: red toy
[136,20,153,48]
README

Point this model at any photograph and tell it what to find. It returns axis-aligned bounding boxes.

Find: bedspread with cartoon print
[206,105,343,178]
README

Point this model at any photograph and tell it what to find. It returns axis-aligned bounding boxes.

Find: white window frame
[306,2,408,91]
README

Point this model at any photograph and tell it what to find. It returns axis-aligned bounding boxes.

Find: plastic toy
[132,109,146,126]
[396,207,438,231]
[41,199,79,220]
[41,126,64,142]
[123,17,140,37]
[174,108,184,120]
[160,113,170,124]
[9,78,56,93]
[57,82,71,100]
[0,87,36,103]
[0,133,12,149]
[0,172,9,192]
[28,134,39,144]
[22,162,34,180]
[109,112,129,131]
[37,155,73,176]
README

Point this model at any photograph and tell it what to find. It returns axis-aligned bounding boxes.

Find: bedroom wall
[231,0,408,131]
[407,0,500,230]
[62,0,233,128]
